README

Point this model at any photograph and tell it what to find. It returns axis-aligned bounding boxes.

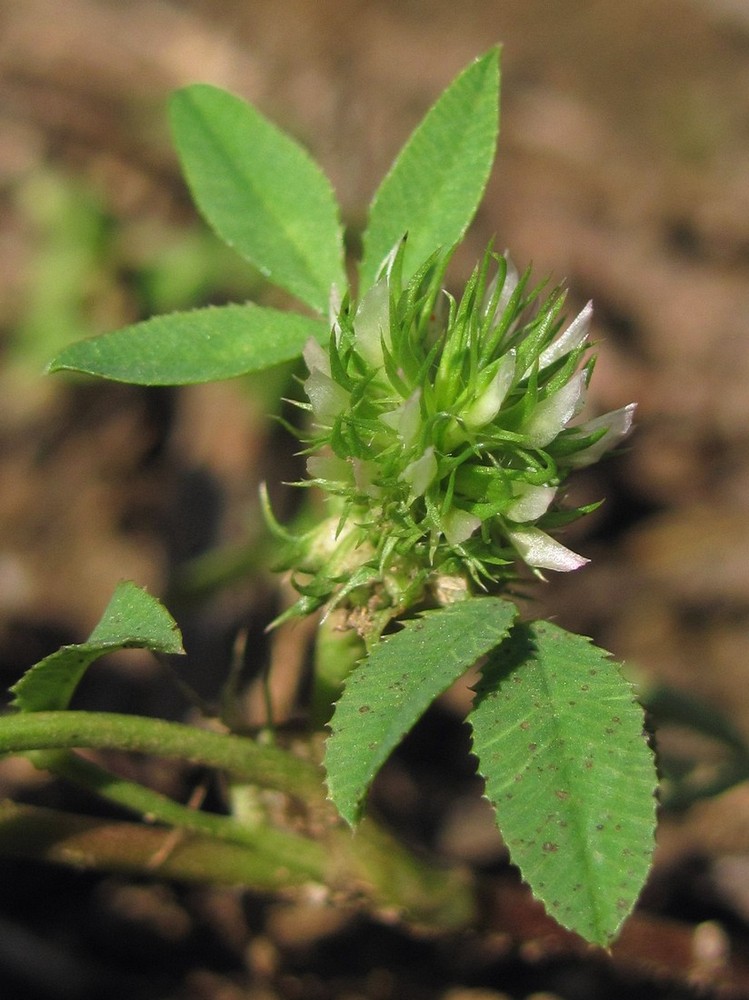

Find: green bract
[276,242,634,631]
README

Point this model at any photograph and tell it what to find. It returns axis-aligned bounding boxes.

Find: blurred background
[1,1,749,998]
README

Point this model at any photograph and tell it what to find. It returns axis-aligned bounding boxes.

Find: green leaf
[11,582,184,712]
[470,621,656,946]
[326,596,517,825]
[48,304,327,385]
[170,84,345,314]
[359,48,500,294]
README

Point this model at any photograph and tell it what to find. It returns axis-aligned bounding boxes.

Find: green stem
[172,539,270,601]
[0,800,475,928]
[311,612,365,727]
[643,683,749,756]
[0,711,323,803]
[27,749,299,850]
[0,802,326,890]
[337,818,475,928]
[0,713,477,928]
[659,758,749,812]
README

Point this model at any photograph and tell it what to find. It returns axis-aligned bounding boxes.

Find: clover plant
[0,49,656,947]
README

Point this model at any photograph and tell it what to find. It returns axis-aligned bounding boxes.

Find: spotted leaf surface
[325,596,517,825]
[470,620,656,945]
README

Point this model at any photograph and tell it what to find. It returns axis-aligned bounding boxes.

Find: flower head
[274,241,633,631]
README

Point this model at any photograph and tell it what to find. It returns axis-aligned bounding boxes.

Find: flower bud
[463,351,516,430]
[567,403,636,468]
[507,526,589,573]
[539,301,592,369]
[400,447,438,499]
[354,277,390,369]
[522,370,587,448]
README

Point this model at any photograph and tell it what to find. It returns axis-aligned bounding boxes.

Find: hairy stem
[0,711,322,802]
[27,749,295,849]
[0,712,476,927]
[311,611,365,727]
[0,800,475,927]
[0,801,325,889]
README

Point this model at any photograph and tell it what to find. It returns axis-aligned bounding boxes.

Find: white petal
[328,283,343,326]
[508,526,589,572]
[380,389,422,448]
[352,458,381,496]
[304,369,348,424]
[484,253,519,324]
[306,454,350,482]
[398,391,423,447]
[523,370,586,447]
[377,238,404,282]
[539,301,593,369]
[303,337,330,377]
[567,403,636,468]
[505,484,557,522]
[463,351,516,429]
[400,446,438,498]
[443,508,482,545]
[354,278,390,368]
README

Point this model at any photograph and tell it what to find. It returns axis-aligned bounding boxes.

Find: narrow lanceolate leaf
[326,596,517,825]
[11,582,184,712]
[470,621,656,946]
[170,84,345,315]
[359,48,500,294]
[48,304,327,385]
